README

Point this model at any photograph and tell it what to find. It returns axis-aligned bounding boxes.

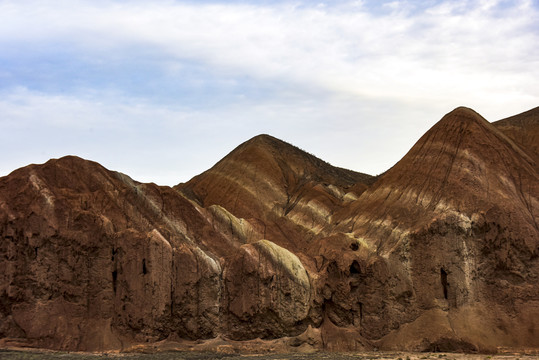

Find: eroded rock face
[328,107,539,351]
[224,240,311,339]
[1,107,538,352]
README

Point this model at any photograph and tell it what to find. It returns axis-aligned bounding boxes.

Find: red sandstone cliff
[0,107,538,353]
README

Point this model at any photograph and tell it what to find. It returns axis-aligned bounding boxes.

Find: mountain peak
[235,134,315,161]
[446,106,481,117]
[337,106,539,252]
[438,106,488,127]
[245,133,279,143]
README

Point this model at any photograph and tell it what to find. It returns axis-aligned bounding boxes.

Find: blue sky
[1,0,538,185]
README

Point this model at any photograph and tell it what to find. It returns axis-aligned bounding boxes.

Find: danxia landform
[1,107,538,353]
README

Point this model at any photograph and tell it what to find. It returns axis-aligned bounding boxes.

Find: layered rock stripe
[0,107,538,352]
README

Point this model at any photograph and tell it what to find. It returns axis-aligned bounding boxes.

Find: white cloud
[2,0,537,113]
[0,0,538,183]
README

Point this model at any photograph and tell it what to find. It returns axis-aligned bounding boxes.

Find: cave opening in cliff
[350,260,361,275]
[441,268,448,299]
[142,258,148,275]
[350,242,359,251]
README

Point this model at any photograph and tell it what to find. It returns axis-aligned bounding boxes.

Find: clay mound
[336,107,538,252]
[0,156,233,350]
[177,134,373,250]
[329,107,539,351]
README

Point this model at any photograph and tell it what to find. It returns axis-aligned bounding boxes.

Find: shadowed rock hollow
[0,107,538,353]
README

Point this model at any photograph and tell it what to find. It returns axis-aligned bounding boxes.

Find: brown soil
[1,348,539,360]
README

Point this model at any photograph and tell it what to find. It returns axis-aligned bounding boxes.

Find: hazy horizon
[1,0,538,185]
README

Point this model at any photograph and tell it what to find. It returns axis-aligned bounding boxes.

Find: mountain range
[1,106,538,353]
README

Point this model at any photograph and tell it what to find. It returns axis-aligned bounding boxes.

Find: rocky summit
[1,107,538,353]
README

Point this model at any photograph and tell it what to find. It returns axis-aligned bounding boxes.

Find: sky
[1,0,538,185]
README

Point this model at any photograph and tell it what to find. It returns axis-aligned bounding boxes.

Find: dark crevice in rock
[350,260,361,276]
[441,268,448,300]
[112,270,118,294]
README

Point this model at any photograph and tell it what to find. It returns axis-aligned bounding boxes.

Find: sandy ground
[1,349,538,360]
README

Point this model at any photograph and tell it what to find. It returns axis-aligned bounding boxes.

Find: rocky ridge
[0,107,538,353]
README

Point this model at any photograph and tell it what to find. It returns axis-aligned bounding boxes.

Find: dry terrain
[1,349,539,360]
[1,106,538,353]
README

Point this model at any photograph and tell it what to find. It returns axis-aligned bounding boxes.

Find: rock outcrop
[224,239,311,339]
[330,107,539,351]
[0,107,538,353]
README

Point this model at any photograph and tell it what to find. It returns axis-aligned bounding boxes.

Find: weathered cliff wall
[1,107,538,352]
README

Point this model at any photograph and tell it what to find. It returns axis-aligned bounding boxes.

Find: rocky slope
[0,107,538,353]
[493,106,539,170]
[177,134,373,251]
[330,107,539,351]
